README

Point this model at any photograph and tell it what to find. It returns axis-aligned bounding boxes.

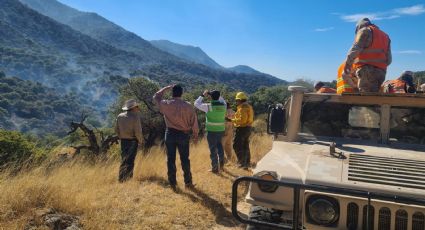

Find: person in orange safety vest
[314,81,337,93]
[341,18,392,92]
[381,71,416,94]
[337,63,358,94]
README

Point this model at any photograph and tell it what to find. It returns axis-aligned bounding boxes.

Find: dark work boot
[219,161,224,171]
[209,168,219,174]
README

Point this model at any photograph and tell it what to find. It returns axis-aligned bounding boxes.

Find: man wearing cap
[115,99,143,182]
[314,81,337,93]
[232,92,254,169]
[194,90,227,173]
[342,18,392,92]
[382,71,416,94]
[153,84,198,190]
[421,84,425,92]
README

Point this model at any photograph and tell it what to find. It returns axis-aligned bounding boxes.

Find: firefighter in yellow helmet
[232,92,254,169]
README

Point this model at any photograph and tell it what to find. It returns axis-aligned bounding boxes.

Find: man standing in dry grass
[232,92,254,170]
[194,90,226,173]
[115,99,143,183]
[154,85,199,190]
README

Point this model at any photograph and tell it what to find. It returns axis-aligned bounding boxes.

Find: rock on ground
[25,208,82,230]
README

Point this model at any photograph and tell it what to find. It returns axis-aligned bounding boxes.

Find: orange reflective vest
[337,63,358,94]
[317,87,337,93]
[353,25,390,70]
[381,79,406,93]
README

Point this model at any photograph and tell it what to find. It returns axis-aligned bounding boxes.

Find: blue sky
[60,0,425,82]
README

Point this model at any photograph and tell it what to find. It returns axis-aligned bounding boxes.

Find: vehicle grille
[379,207,391,230]
[413,212,425,230]
[396,209,408,230]
[347,202,359,230]
[348,154,425,190]
[362,205,375,230]
[346,204,425,230]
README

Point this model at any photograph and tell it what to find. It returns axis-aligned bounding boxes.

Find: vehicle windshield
[300,102,425,146]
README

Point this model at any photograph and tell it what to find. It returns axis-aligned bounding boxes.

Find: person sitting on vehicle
[420,83,425,93]
[381,71,416,94]
[337,63,358,94]
[342,18,392,92]
[314,81,337,93]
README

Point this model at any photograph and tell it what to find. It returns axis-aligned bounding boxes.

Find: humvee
[232,86,425,230]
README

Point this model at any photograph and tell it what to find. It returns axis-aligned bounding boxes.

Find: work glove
[342,70,357,89]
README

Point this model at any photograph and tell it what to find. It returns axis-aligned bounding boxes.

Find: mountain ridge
[150,40,223,69]
[1,0,156,88]
[228,65,263,75]
[19,0,178,65]
[149,39,278,78]
[16,0,285,92]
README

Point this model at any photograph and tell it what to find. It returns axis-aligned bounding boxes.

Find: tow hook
[330,142,346,159]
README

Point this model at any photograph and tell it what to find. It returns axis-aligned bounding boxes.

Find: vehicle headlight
[255,171,278,193]
[306,195,339,226]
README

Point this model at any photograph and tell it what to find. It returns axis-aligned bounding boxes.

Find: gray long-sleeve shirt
[115,110,143,144]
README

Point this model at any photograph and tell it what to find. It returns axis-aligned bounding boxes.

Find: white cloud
[340,4,424,22]
[394,5,425,15]
[341,14,378,22]
[397,50,422,54]
[314,27,334,32]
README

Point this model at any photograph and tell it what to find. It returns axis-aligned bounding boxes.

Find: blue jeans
[165,129,192,185]
[119,139,138,182]
[207,131,225,171]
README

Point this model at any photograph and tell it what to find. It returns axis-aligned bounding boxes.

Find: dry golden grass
[0,134,272,230]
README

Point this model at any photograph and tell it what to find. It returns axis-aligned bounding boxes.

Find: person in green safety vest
[194,89,227,173]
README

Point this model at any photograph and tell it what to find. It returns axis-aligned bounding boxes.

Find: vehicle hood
[253,137,425,199]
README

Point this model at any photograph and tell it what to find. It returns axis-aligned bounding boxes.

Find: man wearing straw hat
[115,99,143,182]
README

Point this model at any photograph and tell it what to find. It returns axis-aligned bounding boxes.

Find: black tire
[246,205,283,230]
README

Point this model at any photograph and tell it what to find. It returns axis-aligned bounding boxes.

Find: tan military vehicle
[232,86,425,230]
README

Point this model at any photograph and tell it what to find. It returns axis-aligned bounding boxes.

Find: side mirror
[267,104,286,135]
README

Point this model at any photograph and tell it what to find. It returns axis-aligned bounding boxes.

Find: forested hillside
[0,0,148,88]
[0,71,85,136]
[19,0,180,65]
[0,0,287,135]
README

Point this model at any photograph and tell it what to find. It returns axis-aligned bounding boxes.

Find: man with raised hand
[153,85,198,191]
[194,90,227,173]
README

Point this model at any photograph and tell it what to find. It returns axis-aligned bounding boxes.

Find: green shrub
[0,129,42,168]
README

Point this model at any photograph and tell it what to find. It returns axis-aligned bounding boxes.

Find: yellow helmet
[235,92,248,100]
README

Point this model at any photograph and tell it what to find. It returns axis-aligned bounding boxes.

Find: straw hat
[122,99,139,111]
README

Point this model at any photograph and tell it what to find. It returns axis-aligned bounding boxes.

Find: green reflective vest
[206,101,226,132]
